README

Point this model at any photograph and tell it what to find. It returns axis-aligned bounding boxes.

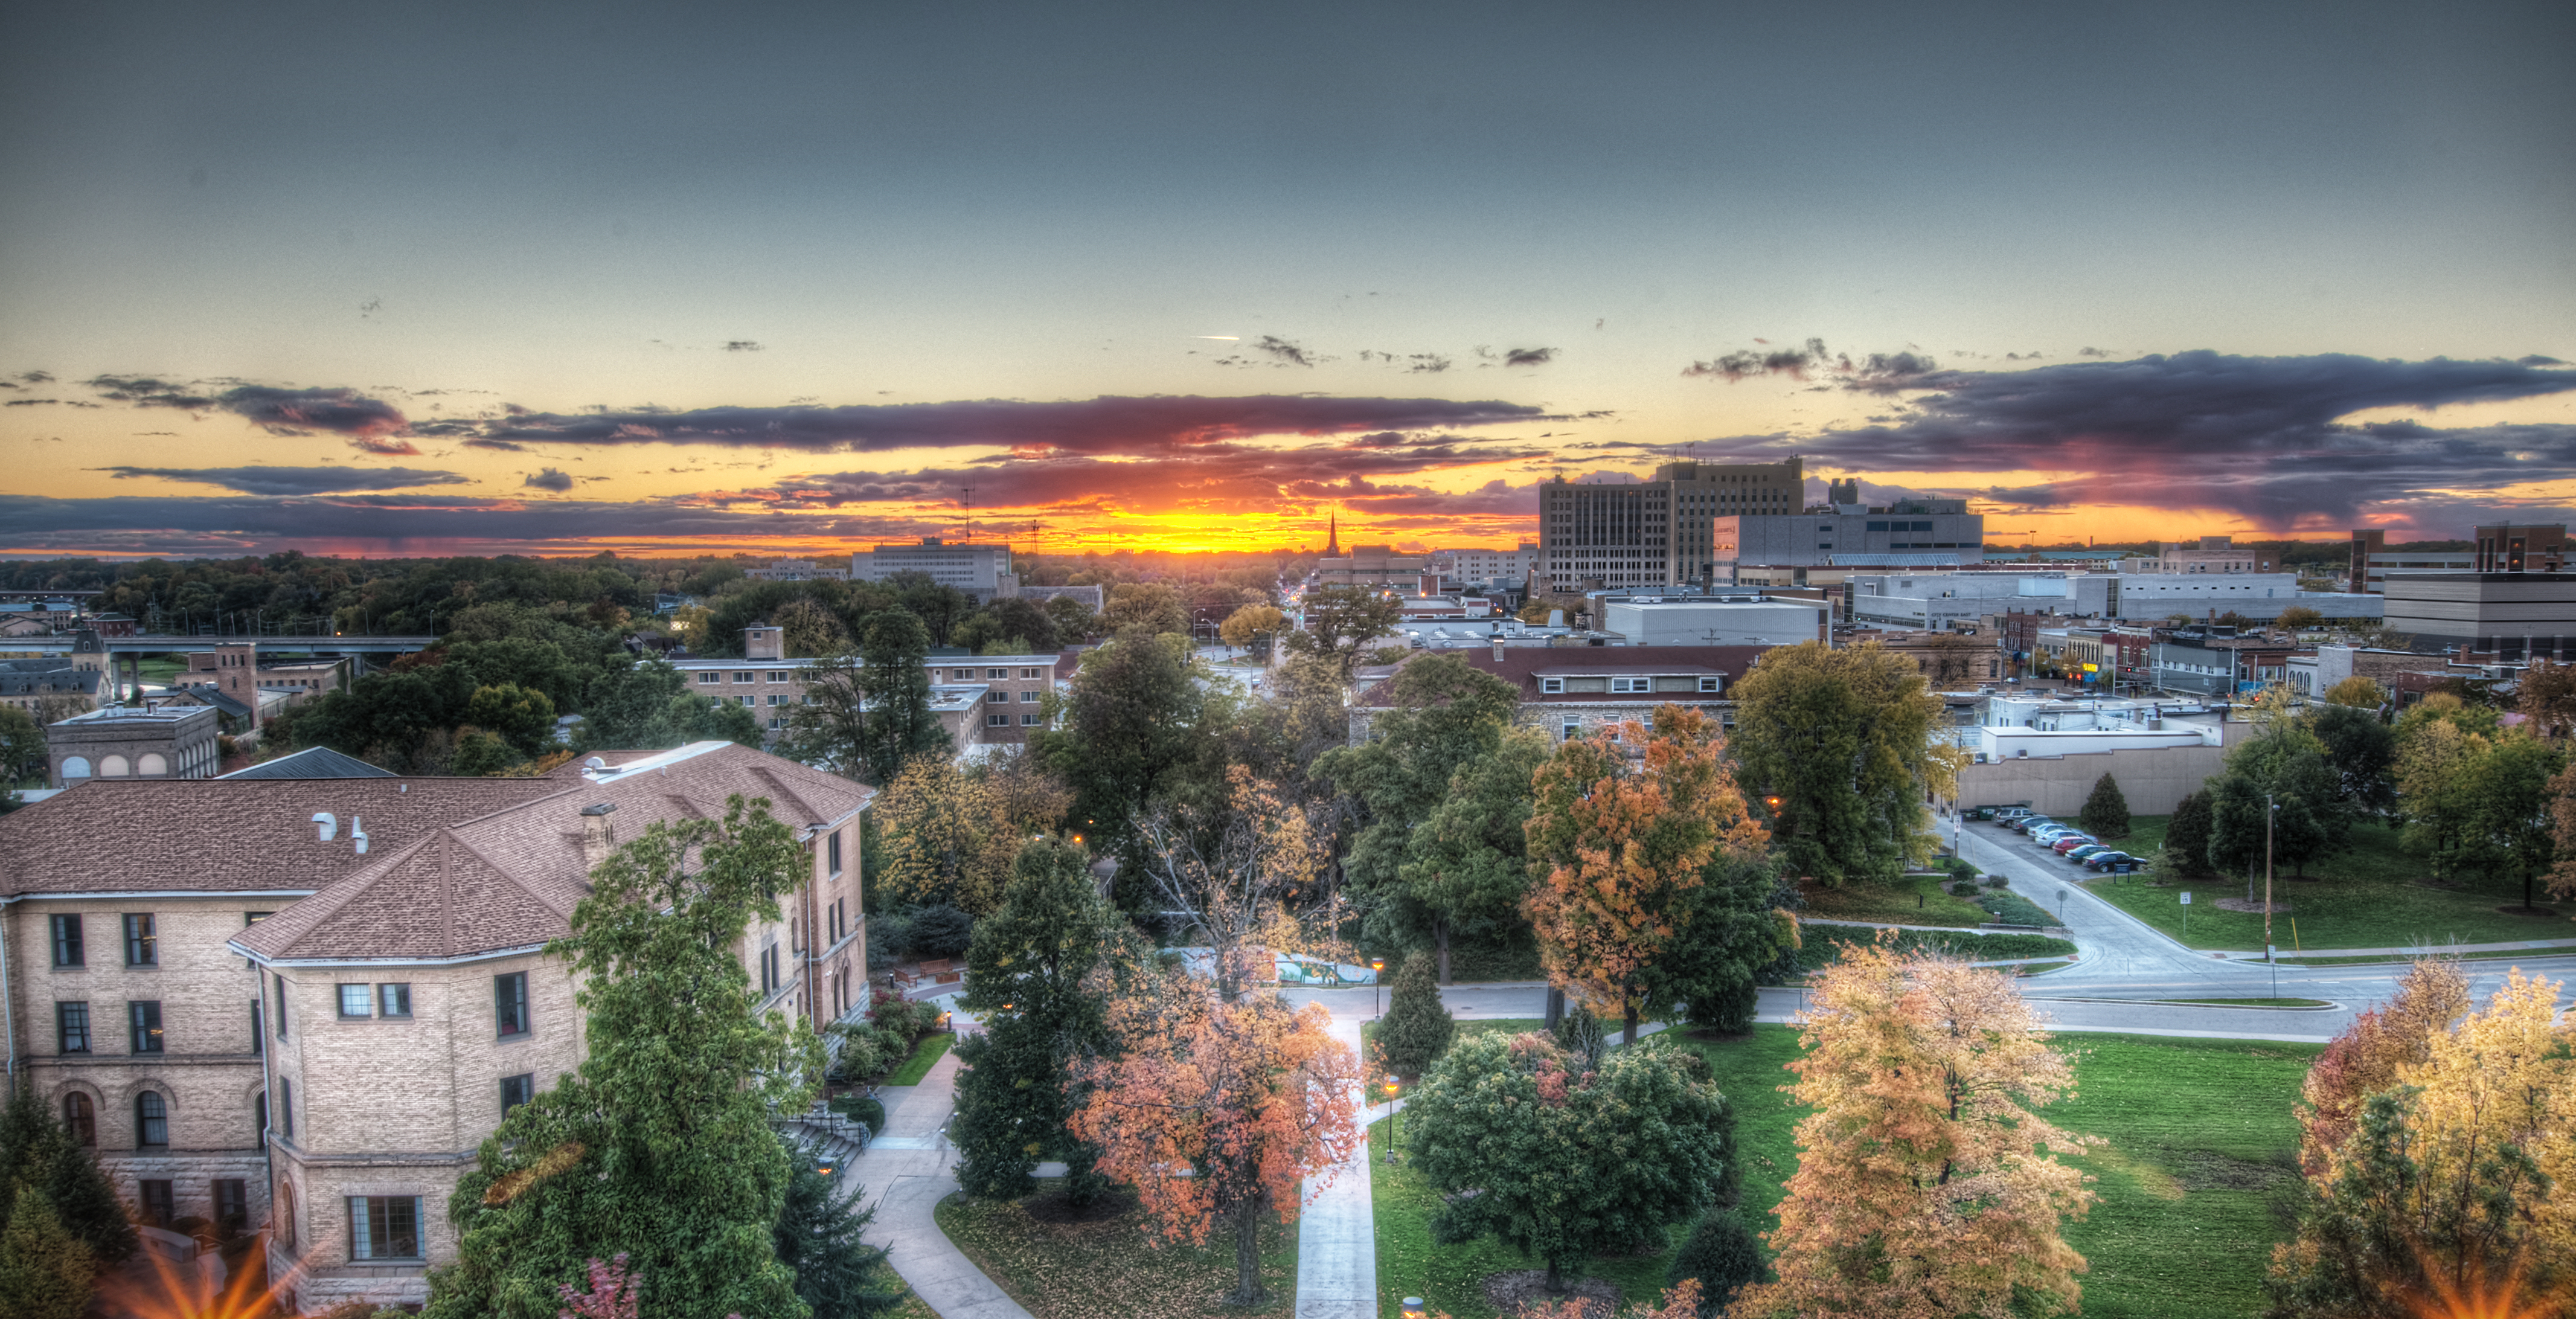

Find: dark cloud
[215,384,411,438]
[0,493,944,556]
[21,371,54,384]
[2521,354,2568,367]
[2078,347,2111,358]
[1252,336,1316,367]
[347,435,426,456]
[459,437,527,451]
[91,466,473,496]
[1504,347,1557,367]
[1787,350,2576,527]
[523,467,575,492]
[724,341,764,352]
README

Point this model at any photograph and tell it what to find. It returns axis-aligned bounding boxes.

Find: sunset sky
[2,2,2571,560]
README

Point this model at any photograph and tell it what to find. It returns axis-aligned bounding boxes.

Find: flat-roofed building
[1539,459,1809,592]
[2379,573,2576,661]
[667,625,1062,749]
[850,538,1016,602]
[46,702,220,788]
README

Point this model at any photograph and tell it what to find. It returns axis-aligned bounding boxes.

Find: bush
[1667,1212,1772,1315]
[826,1022,901,1080]
[1940,856,1979,881]
[1984,875,2010,888]
[907,903,975,960]
[828,1093,887,1136]
[1691,978,1759,1035]
[870,996,943,1039]
[864,910,915,969]
[1377,951,1456,1077]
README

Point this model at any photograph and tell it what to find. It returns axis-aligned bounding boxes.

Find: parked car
[2011,815,2052,834]
[2064,844,2112,863]
[2083,851,2141,873]
[2028,824,2075,844]
[2051,834,2098,855]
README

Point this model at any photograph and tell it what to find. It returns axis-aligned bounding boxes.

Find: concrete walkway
[844,1048,1034,1319]
[1295,1012,1379,1319]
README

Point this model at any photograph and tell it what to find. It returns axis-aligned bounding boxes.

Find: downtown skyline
[2,2,2571,559]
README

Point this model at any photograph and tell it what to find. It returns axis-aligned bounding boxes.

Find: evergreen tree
[2078,772,2131,839]
[2162,789,2215,879]
[772,1141,903,1319]
[0,1182,92,1319]
[952,838,1124,1202]
[1667,1213,1770,1317]
[1376,951,1455,1078]
[854,608,947,784]
[0,1088,133,1266]
[426,797,827,1319]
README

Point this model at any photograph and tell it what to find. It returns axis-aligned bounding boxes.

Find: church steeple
[1324,510,1340,557]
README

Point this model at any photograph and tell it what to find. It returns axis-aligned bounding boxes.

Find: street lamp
[1383,1074,1402,1164]
[1402,1300,1426,1319]
[1370,958,1386,1018]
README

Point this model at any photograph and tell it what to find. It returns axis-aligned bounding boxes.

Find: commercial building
[2473,523,2569,574]
[1601,597,1831,647]
[2379,573,2576,661]
[1716,497,1987,579]
[1348,643,1764,744]
[46,702,222,787]
[1435,543,1542,589]
[745,559,851,582]
[2346,530,2476,593]
[2149,629,2304,696]
[2118,536,2276,574]
[1313,544,1430,589]
[1538,458,1807,593]
[1954,695,2232,815]
[1850,571,2380,631]
[849,538,1016,602]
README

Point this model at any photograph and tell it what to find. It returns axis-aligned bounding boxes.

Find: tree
[2276,605,2326,630]
[1726,641,1958,885]
[1135,766,1322,1003]
[1667,1213,1770,1317]
[0,707,48,785]
[426,796,825,1319]
[1041,594,1098,642]
[853,609,947,783]
[2520,657,2576,742]
[2161,789,2215,878]
[2292,958,2469,1176]
[1101,582,1189,636]
[0,1183,91,1319]
[1647,850,1796,1037]
[951,597,1059,656]
[1285,585,1405,678]
[1068,975,1360,1306]
[576,658,688,750]
[773,598,851,658]
[466,682,558,758]
[2454,731,2565,911]
[1376,951,1455,1077]
[1406,1032,1728,1294]
[0,1086,133,1266]
[773,1141,904,1318]
[2551,759,2576,902]
[2208,720,2348,881]
[2307,702,2397,817]
[1741,939,2100,1319]
[2322,675,2387,709]
[2077,772,2130,840]
[1396,728,1551,983]
[872,757,1066,916]
[1311,653,1520,975]
[2267,969,2574,1318]
[953,838,1125,1202]
[1216,603,1287,651]
[1033,629,1209,868]
[1523,707,1772,1044]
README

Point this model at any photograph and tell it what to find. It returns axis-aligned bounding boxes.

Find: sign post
[2180,890,2191,945]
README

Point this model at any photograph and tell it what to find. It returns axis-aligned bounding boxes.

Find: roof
[219,746,398,780]
[1354,644,1769,707]
[0,776,567,896]
[1528,664,1725,676]
[234,742,872,962]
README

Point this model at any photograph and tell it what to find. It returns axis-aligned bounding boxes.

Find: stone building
[180,643,348,723]
[47,702,221,787]
[0,657,102,717]
[667,624,1068,750]
[1348,643,1766,743]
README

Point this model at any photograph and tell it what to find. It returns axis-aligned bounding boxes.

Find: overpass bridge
[5,634,437,656]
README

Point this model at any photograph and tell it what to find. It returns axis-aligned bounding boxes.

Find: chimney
[1491,637,1506,663]
[580,801,618,868]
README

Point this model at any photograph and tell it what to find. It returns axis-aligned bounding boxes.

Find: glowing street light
[1383,1074,1402,1164]
[1402,1300,1427,1319]
[1370,957,1385,1018]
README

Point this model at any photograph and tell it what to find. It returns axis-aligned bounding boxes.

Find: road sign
[2179,891,2192,905]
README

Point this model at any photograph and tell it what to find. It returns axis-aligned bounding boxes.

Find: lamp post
[1371,958,1385,1020]
[2266,792,2280,998]
[1383,1074,1401,1164]
[1402,1300,1426,1319]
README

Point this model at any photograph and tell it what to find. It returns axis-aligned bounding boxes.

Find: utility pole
[2265,791,2278,974]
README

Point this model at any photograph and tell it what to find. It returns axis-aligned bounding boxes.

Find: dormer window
[1699,676,1720,693]
[1540,678,1565,694]
[1611,677,1650,693]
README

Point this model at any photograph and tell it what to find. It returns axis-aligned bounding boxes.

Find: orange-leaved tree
[1522,705,1770,1044]
[1741,937,2100,1319]
[1136,764,1325,1003]
[2291,957,2470,1176]
[1067,966,1360,1306]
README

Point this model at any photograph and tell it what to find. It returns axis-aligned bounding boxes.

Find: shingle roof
[234,742,872,963]
[0,777,568,896]
[219,746,397,780]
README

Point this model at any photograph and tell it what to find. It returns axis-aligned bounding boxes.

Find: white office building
[850,538,1017,601]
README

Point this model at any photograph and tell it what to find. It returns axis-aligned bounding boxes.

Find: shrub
[826,1022,899,1080]
[1667,1212,1772,1315]
[864,909,915,969]
[1377,951,1456,1077]
[828,1093,887,1135]
[1949,880,1982,897]
[907,903,975,960]
[870,996,943,1039]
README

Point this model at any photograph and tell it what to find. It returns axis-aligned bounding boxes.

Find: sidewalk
[844,1049,1034,1319]
[1295,1013,1378,1319]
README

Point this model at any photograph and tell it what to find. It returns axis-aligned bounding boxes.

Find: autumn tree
[1135,765,1322,1002]
[1285,585,1405,678]
[2551,759,2576,902]
[1101,582,1190,636]
[2519,656,2576,742]
[1726,640,1958,884]
[2276,605,2326,631]
[1741,939,2100,1319]
[2292,958,2470,1177]
[1312,653,1520,976]
[872,756,1071,916]
[1405,1032,1728,1294]
[1068,973,1360,1306]
[1217,603,1287,650]
[2322,675,2387,709]
[2267,969,2575,1317]
[1522,706,1775,1044]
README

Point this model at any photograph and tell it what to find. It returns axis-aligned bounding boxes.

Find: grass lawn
[935,1180,1296,1318]
[1800,875,1990,928]
[1795,925,2074,971]
[1379,1024,2319,1319]
[2082,818,2575,949]
[885,1032,953,1086]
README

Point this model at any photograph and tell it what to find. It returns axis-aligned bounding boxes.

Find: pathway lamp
[1370,957,1385,1018]
[1403,1300,1426,1319]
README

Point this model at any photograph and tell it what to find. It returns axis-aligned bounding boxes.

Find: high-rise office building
[1538,458,1804,592]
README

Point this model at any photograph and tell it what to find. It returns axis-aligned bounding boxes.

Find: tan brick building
[0,742,872,1312]
[671,624,1066,751]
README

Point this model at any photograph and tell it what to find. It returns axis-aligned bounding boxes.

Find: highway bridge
[5,634,436,656]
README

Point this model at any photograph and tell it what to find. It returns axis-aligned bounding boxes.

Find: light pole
[1370,958,1385,1020]
[1383,1074,1401,1164]
[2266,792,2280,997]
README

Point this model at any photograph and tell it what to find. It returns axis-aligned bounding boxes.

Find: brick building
[1348,643,1766,743]
[46,702,222,787]
[668,625,1066,750]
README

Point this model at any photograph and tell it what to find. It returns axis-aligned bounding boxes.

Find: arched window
[135,1091,167,1147]
[137,753,167,775]
[100,755,130,777]
[62,1093,95,1146]
[276,1180,298,1252]
[59,756,90,779]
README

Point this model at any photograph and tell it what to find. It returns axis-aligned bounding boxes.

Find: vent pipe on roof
[580,801,618,870]
[312,812,337,841]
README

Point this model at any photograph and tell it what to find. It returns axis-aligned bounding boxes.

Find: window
[495,972,530,1038]
[139,1179,175,1227]
[987,713,1008,726]
[733,671,755,683]
[1022,711,1041,725]
[129,1001,164,1054]
[501,1073,535,1115]
[1562,720,1581,741]
[985,689,1007,703]
[378,984,412,1018]
[1610,676,1650,693]
[697,672,719,684]
[767,693,787,705]
[62,1093,94,1146]
[1698,676,1721,693]
[986,667,1008,679]
[123,914,156,966]
[766,670,788,682]
[348,1196,423,1261]
[277,1181,298,1251]
[1540,677,1565,693]
[57,1002,90,1053]
[251,1002,263,1055]
[48,914,82,967]
[1019,689,1037,701]
[338,984,373,1018]
[737,695,755,707]
[1020,667,1043,679]
[827,832,843,875]
[279,1079,293,1138]
[214,1179,249,1236]
[135,1092,168,1147]
[759,944,781,995]
[273,973,288,1039]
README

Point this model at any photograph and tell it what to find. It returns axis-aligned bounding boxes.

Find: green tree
[426,796,825,1319]
[772,1142,903,1319]
[853,609,947,783]
[0,1087,134,1266]
[772,598,851,659]
[1031,629,1208,867]
[1725,641,1957,885]
[1667,1213,1770,1317]
[1394,728,1551,983]
[1312,654,1520,974]
[2308,702,2398,817]
[2077,772,2131,840]
[1408,1032,1729,1292]
[467,682,559,757]
[952,838,1126,1202]
[0,1183,91,1319]
[0,707,47,785]
[679,690,768,749]
[2162,789,2216,879]
[1284,586,1405,678]
[2455,731,2565,911]
[2209,721,2348,881]
[1376,951,1455,1078]
[451,728,526,776]
[1642,850,1795,1036]
[1101,582,1189,637]
[577,658,687,750]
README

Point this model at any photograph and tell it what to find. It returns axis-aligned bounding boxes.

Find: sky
[2,1,2571,560]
